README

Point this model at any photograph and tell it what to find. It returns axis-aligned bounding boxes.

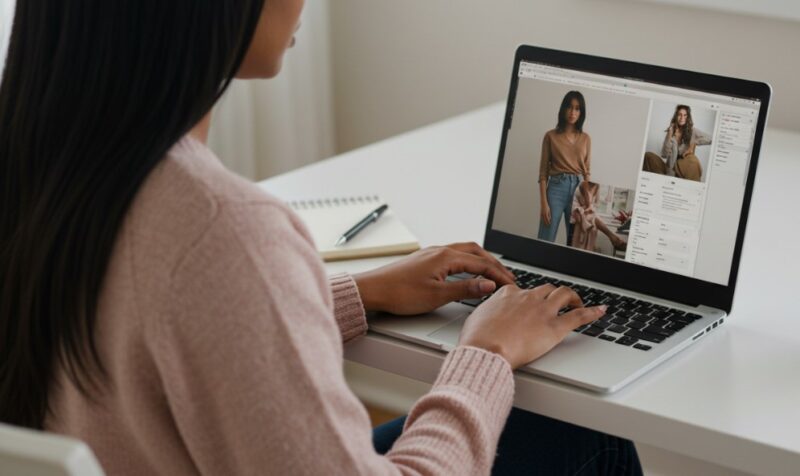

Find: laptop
[368,45,771,393]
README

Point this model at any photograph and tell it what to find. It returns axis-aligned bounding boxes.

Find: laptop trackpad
[427,313,468,346]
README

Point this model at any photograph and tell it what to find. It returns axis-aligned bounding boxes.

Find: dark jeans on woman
[373,407,643,475]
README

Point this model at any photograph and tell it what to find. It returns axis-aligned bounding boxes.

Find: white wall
[330,0,800,154]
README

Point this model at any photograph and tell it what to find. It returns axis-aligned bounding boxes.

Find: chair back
[0,423,104,476]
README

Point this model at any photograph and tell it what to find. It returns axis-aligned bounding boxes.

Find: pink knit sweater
[45,136,514,475]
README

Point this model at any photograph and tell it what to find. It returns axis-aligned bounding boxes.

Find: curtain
[208,0,335,180]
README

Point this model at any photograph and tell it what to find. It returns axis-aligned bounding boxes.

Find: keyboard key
[608,324,628,334]
[610,317,629,326]
[582,326,604,337]
[652,310,672,319]
[667,315,693,325]
[631,313,651,322]
[615,336,638,346]
[686,313,703,321]
[625,329,665,343]
[592,320,611,329]
[642,325,674,337]
[599,335,616,342]
[573,324,590,333]
[626,320,647,330]
[460,298,482,307]
[664,322,686,331]
[633,344,652,351]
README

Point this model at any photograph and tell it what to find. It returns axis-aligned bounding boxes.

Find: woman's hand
[459,284,607,368]
[353,242,516,315]
[541,203,552,225]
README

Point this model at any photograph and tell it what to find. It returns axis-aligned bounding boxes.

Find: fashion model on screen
[569,181,627,253]
[643,105,711,181]
[538,91,592,245]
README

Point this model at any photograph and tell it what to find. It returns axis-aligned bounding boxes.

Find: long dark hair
[555,90,586,133]
[0,0,265,429]
[668,104,694,146]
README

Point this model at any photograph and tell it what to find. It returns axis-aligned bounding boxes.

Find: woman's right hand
[541,204,551,226]
[458,284,607,369]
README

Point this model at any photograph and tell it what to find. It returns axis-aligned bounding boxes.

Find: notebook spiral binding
[287,195,381,210]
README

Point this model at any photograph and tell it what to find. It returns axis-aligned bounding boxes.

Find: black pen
[334,204,389,246]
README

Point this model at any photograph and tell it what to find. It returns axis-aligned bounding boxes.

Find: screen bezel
[483,45,771,313]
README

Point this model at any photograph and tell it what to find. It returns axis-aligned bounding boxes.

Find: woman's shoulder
[162,135,282,206]
[127,136,305,276]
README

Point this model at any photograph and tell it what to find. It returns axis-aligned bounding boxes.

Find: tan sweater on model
[45,136,514,475]
[538,129,592,182]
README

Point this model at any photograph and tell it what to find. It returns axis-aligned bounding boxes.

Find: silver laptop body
[369,45,770,393]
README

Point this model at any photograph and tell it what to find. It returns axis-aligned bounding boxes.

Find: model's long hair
[555,90,586,133]
[668,104,694,146]
[0,0,265,429]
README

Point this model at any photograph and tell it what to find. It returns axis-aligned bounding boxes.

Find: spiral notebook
[288,195,420,262]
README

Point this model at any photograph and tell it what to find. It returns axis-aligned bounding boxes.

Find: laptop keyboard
[453,266,703,351]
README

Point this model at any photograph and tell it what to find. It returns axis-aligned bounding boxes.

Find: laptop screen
[490,60,761,286]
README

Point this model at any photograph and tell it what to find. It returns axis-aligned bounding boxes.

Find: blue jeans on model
[538,173,581,246]
[373,407,643,475]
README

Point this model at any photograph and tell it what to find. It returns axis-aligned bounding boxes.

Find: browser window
[491,61,759,285]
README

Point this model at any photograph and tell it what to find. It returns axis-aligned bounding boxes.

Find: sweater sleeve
[661,131,674,158]
[152,201,514,475]
[583,133,592,181]
[329,273,368,342]
[692,128,712,146]
[539,132,551,182]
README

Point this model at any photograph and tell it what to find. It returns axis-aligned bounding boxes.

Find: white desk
[261,102,800,475]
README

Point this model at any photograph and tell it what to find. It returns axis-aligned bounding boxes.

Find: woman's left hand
[353,242,517,315]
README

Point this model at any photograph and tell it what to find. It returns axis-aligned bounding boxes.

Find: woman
[643,104,711,181]
[570,182,627,253]
[0,1,642,474]
[538,91,592,245]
